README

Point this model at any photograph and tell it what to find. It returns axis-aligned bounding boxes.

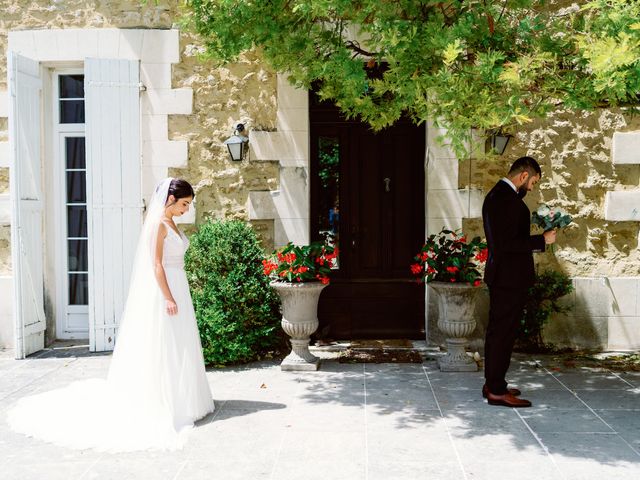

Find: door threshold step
[311,339,436,354]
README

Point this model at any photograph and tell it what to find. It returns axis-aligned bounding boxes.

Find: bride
[7,178,214,451]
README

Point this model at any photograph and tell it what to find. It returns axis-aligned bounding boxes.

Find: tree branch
[344,40,378,57]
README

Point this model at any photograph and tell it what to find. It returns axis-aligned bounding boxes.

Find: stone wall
[0,0,280,277]
[461,108,640,278]
[1,1,639,351]
[169,39,279,236]
[450,108,640,351]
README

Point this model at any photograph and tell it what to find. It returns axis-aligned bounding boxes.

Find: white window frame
[52,67,89,339]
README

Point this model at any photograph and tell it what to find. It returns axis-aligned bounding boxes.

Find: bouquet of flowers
[531,204,572,231]
[531,204,572,252]
[410,229,488,286]
[262,241,338,284]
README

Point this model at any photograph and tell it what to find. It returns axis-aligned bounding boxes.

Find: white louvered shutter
[8,52,46,359]
[85,58,142,352]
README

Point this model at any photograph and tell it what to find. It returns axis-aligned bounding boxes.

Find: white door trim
[51,69,89,339]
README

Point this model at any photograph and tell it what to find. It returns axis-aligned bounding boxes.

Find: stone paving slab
[0,347,639,480]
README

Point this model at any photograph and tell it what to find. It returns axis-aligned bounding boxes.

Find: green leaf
[443,39,464,67]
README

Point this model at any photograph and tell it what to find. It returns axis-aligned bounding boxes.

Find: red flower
[262,259,278,275]
[475,248,488,263]
[420,251,429,261]
[410,263,423,275]
[283,252,297,263]
[473,279,482,287]
[426,266,436,274]
[323,248,339,261]
[459,236,467,243]
[446,266,459,274]
[317,275,330,285]
[450,278,456,282]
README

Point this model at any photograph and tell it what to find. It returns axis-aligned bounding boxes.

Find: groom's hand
[544,230,557,244]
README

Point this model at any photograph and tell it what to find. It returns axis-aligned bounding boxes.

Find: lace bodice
[163,227,189,269]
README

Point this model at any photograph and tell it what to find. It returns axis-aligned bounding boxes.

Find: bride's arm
[153,222,178,316]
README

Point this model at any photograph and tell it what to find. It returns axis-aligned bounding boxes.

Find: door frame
[309,91,427,338]
[51,68,89,340]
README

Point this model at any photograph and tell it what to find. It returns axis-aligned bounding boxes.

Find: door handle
[383,177,391,192]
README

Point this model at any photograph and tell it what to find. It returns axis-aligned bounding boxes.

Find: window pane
[69,273,88,305]
[59,75,85,98]
[67,206,87,238]
[65,137,86,169]
[317,136,340,268]
[66,171,86,203]
[60,100,85,124]
[68,239,88,272]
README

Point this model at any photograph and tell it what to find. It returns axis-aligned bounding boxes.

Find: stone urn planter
[428,282,481,372]
[270,281,328,371]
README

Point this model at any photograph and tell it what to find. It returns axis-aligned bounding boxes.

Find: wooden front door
[310,93,425,339]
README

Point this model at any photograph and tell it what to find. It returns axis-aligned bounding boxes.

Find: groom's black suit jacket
[482,180,545,290]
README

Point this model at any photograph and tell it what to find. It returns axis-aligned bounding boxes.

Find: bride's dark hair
[167,179,195,201]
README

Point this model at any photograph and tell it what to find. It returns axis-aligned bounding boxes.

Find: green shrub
[519,270,574,351]
[185,220,283,365]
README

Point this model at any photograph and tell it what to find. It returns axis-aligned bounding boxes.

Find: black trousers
[484,285,528,395]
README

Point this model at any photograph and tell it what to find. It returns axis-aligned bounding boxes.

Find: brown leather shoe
[482,384,521,398]
[486,391,532,408]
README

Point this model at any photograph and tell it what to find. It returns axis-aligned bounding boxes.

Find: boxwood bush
[185,220,283,365]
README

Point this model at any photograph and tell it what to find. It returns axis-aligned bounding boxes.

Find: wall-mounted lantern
[223,123,249,161]
[487,130,512,155]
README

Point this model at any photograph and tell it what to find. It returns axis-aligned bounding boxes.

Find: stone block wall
[427,108,640,350]
[0,1,280,348]
[1,1,639,351]
[0,0,281,279]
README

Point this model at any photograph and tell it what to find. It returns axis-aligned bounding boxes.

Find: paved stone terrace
[1,346,639,480]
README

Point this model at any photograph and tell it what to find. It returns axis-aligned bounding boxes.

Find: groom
[482,156,556,407]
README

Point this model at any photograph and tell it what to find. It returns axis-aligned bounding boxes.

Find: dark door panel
[310,90,425,339]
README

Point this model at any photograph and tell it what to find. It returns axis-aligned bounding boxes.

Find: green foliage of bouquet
[531,204,573,253]
[185,220,283,365]
[410,229,488,286]
[519,270,574,351]
[531,204,573,231]
[263,242,338,284]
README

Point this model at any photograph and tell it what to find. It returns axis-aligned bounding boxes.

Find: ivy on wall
[184,0,640,157]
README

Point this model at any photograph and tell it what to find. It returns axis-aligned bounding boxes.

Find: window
[55,73,88,313]
[59,74,85,124]
[65,136,88,305]
[317,136,340,269]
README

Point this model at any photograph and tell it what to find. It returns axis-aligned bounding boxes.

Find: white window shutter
[85,58,142,352]
[8,52,46,359]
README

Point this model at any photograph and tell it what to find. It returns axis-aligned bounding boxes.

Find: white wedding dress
[7,178,214,452]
